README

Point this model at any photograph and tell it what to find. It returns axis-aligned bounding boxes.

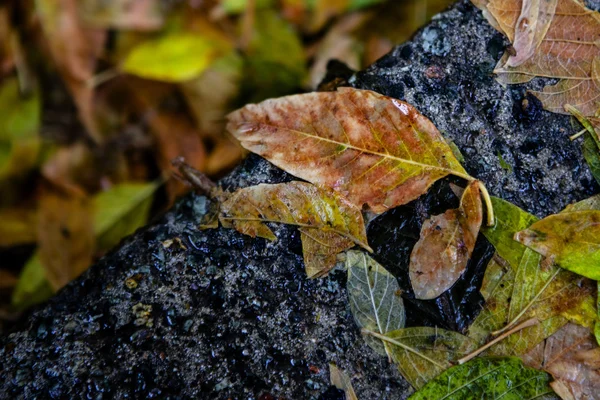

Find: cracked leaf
[475,0,600,116]
[383,327,478,389]
[408,357,555,400]
[346,250,405,356]
[523,323,600,400]
[219,181,370,277]
[409,180,483,299]
[227,87,474,214]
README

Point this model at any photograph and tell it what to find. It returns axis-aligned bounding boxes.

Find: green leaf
[481,196,538,269]
[11,253,55,311]
[219,0,274,14]
[383,327,477,389]
[408,357,556,400]
[346,250,405,356]
[583,132,600,185]
[515,210,600,280]
[94,182,159,251]
[122,32,227,82]
[242,9,306,102]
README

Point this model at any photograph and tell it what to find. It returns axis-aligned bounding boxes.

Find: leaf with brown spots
[218,181,371,278]
[474,0,600,116]
[523,323,600,400]
[409,180,483,300]
[226,87,494,224]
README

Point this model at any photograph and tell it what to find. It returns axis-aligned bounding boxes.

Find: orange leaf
[227,87,474,215]
[409,180,483,300]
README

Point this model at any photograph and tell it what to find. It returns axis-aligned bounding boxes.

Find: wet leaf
[383,327,478,389]
[409,181,483,300]
[227,87,476,215]
[515,210,600,280]
[36,0,106,142]
[122,32,228,82]
[475,0,600,116]
[37,191,94,291]
[470,198,595,356]
[80,0,165,31]
[328,363,358,400]
[219,181,370,277]
[523,323,600,400]
[583,132,600,186]
[408,357,555,400]
[346,250,405,356]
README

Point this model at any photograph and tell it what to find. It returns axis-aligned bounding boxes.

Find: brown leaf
[227,87,473,215]
[409,180,483,299]
[80,0,165,31]
[0,208,38,247]
[36,0,106,141]
[218,181,371,278]
[37,190,94,291]
[523,323,600,400]
[476,0,600,116]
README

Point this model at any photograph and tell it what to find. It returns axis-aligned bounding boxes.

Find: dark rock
[2,1,599,399]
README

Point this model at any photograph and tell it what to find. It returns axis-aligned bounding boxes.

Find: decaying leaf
[329,363,358,400]
[227,87,488,217]
[346,250,405,356]
[470,197,595,356]
[36,0,106,142]
[475,0,600,116]
[409,181,483,300]
[219,181,370,277]
[80,0,165,31]
[408,357,555,400]
[515,210,600,280]
[37,191,94,291]
[381,327,478,389]
[523,323,600,400]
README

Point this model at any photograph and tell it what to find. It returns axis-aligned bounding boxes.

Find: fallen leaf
[514,210,600,280]
[380,327,478,389]
[329,363,358,400]
[408,357,555,400]
[0,208,38,247]
[470,197,595,356]
[122,32,228,82]
[204,138,245,177]
[565,104,600,185]
[475,0,600,116]
[11,253,55,311]
[346,250,405,357]
[523,323,600,400]
[36,0,106,142]
[409,180,483,300]
[219,181,370,277]
[80,0,165,31]
[37,190,94,291]
[227,87,486,216]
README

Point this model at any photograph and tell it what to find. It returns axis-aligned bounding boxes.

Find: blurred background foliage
[0,0,453,329]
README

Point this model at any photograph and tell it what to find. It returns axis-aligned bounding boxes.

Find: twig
[457,318,539,365]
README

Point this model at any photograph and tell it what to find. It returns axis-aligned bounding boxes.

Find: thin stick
[87,68,120,88]
[361,329,446,369]
[457,318,539,365]
[570,128,586,141]
[478,181,495,226]
[491,268,560,337]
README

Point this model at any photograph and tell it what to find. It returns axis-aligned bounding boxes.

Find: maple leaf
[523,323,600,400]
[226,87,494,224]
[219,181,371,277]
[409,180,483,300]
[474,0,600,116]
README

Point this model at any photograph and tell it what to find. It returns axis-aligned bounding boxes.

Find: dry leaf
[227,87,479,215]
[329,363,358,400]
[476,0,600,116]
[37,190,94,291]
[80,0,165,31]
[36,0,106,142]
[219,181,371,277]
[409,180,483,300]
[523,323,600,400]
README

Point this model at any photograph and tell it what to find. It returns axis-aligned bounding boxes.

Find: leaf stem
[361,328,446,369]
[570,128,586,141]
[457,318,539,365]
[491,267,561,337]
[477,181,495,227]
